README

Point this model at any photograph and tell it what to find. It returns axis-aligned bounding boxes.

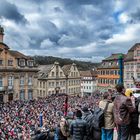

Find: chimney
[0,25,4,42]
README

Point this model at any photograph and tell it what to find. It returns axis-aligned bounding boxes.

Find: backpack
[60,119,70,137]
[92,102,109,129]
[83,113,95,138]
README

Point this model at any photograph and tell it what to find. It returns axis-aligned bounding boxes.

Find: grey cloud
[0,0,27,24]
[2,0,140,62]
[130,8,140,22]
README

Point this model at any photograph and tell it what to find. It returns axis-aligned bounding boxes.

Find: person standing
[70,110,88,140]
[125,89,140,140]
[82,106,94,140]
[99,92,115,140]
[114,84,135,140]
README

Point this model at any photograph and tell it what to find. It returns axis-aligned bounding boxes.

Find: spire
[0,25,4,42]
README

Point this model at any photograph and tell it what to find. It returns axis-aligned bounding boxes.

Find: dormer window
[19,59,25,67]
[8,59,13,66]
[109,62,113,66]
[28,60,34,67]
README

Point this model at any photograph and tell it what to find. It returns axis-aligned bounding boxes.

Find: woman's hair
[115,84,124,93]
[76,110,82,118]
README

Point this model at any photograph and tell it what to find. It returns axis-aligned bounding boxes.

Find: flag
[64,95,68,116]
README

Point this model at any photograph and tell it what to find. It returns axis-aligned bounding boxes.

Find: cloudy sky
[0,0,140,62]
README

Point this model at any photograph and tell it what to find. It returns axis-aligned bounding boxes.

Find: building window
[127,84,130,88]
[28,90,33,100]
[60,72,63,77]
[52,72,54,77]
[126,73,129,79]
[115,70,118,75]
[56,71,58,77]
[28,76,32,85]
[43,82,45,88]
[8,76,14,86]
[130,63,133,69]
[63,81,65,86]
[137,73,140,79]
[28,60,34,67]
[0,60,3,65]
[49,82,51,87]
[20,90,25,100]
[52,82,54,87]
[131,73,133,78]
[0,77,3,87]
[137,63,140,69]
[109,62,113,66]
[40,82,42,88]
[56,82,59,87]
[71,72,73,77]
[40,90,42,97]
[137,50,140,56]
[43,90,45,97]
[20,76,24,85]
[8,60,13,66]
[19,59,25,67]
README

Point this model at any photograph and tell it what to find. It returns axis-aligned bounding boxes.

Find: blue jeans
[117,124,129,140]
[101,128,114,140]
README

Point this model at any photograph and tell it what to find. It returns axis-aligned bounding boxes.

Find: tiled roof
[62,64,71,76]
[80,70,97,77]
[80,70,92,77]
[98,53,125,69]
[38,64,54,79]
[124,43,140,61]
[9,50,29,59]
[98,61,119,69]
[128,43,140,52]
[124,51,134,61]
[104,53,124,61]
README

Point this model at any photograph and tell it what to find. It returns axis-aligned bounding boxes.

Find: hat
[67,112,74,118]
[125,89,133,97]
[82,106,89,112]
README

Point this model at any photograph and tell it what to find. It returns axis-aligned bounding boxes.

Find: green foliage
[32,56,100,70]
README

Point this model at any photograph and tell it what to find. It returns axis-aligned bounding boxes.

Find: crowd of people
[0,92,101,140]
[0,84,140,140]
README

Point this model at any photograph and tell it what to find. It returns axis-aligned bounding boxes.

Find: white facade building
[80,70,97,96]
